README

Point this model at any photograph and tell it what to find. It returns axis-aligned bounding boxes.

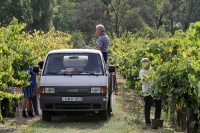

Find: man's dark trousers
[144,95,162,124]
[102,52,108,63]
[31,95,39,115]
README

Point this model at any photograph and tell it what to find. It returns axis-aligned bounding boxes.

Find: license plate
[62,97,83,101]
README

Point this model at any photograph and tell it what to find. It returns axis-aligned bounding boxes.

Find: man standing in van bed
[95,24,110,63]
[22,67,39,118]
[139,58,162,126]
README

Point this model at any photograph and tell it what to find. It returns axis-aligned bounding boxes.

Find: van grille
[45,104,53,109]
[93,104,101,109]
[55,103,91,109]
[57,92,88,95]
[44,103,101,109]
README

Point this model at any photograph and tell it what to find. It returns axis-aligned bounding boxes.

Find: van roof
[48,49,102,54]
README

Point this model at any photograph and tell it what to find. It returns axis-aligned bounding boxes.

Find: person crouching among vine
[139,58,162,126]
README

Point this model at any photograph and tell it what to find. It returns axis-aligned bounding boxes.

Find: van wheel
[42,111,51,121]
[100,109,108,121]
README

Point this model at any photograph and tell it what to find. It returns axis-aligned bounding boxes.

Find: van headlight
[44,87,55,93]
[91,87,102,93]
[91,87,107,93]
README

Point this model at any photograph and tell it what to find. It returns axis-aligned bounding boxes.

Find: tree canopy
[0,0,200,45]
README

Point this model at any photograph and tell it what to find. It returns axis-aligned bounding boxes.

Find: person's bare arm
[95,46,101,50]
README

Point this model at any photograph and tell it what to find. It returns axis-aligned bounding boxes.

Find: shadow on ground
[27,114,113,130]
[51,113,113,123]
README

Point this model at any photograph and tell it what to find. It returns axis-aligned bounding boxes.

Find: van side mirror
[108,65,115,73]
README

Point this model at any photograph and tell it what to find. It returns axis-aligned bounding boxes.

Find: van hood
[41,75,106,87]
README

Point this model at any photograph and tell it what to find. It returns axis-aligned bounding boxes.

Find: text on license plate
[62,97,83,101]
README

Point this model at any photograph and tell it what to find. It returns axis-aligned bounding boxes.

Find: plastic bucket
[152,119,163,129]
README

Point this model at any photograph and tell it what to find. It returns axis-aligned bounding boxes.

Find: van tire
[42,111,51,121]
[100,109,108,121]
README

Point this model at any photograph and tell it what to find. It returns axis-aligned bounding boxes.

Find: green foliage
[0,0,22,27]
[1,0,200,45]
[22,27,72,61]
[110,21,200,123]
[0,18,72,121]
[21,0,54,32]
[1,0,200,34]
[135,24,170,39]
[0,17,71,88]
[70,31,85,48]
[53,0,77,32]
[0,18,33,88]
[0,91,23,121]
[0,92,23,101]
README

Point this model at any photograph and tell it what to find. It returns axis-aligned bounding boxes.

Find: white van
[39,49,115,121]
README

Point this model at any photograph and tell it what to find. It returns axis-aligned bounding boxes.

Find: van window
[43,53,104,75]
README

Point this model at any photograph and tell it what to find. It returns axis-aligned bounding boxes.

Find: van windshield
[43,53,104,75]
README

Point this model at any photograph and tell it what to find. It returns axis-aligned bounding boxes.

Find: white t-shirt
[139,69,151,92]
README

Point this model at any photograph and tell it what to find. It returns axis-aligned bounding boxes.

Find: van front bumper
[40,95,108,111]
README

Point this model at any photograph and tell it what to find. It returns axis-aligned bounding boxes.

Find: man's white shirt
[139,69,151,92]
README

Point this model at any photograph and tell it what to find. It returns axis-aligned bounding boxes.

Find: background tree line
[0,0,200,47]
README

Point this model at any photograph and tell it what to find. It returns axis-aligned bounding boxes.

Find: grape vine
[0,18,72,120]
[110,22,200,129]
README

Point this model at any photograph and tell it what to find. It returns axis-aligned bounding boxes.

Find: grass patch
[18,94,138,133]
